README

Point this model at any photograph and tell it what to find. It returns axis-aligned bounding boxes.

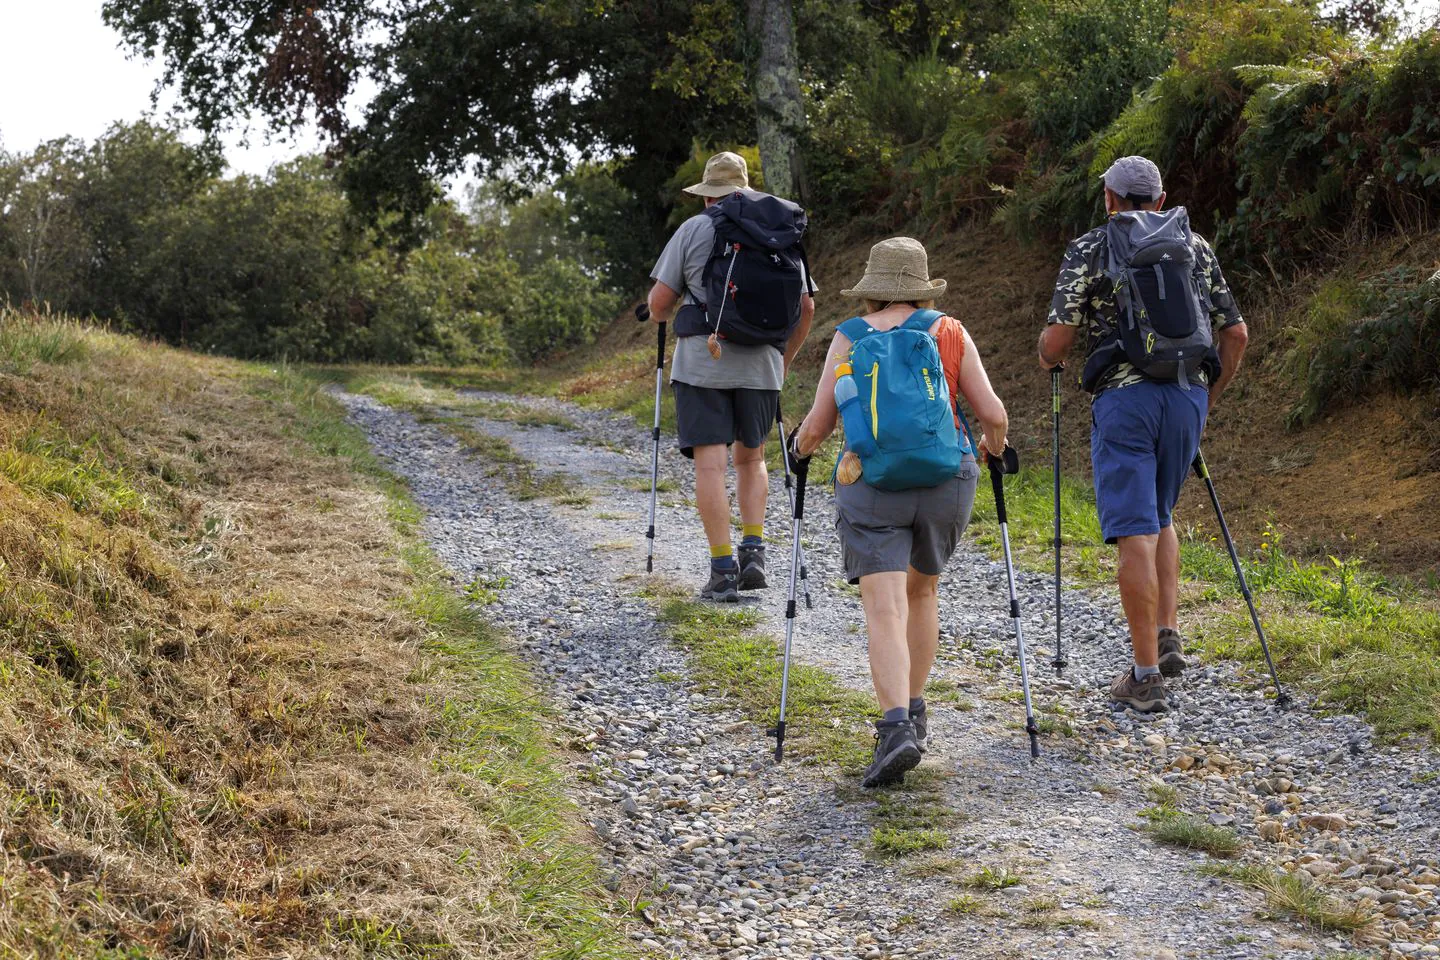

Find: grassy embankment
[0,310,645,958]
[323,245,1440,746]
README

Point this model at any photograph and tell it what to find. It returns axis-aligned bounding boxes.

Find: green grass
[0,310,90,373]
[974,465,1440,743]
[1200,863,1377,935]
[871,827,949,857]
[652,592,874,770]
[964,866,1024,891]
[272,370,645,958]
[1140,807,1243,857]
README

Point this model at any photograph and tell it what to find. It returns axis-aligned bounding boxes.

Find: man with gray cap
[1037,155,1250,712]
[646,151,816,602]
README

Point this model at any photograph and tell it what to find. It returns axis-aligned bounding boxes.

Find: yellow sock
[709,544,733,559]
[742,524,764,542]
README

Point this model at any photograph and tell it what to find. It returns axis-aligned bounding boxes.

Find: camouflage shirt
[1045,223,1244,394]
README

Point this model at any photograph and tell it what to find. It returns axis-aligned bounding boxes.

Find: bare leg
[1116,533,1160,668]
[860,571,910,712]
[1157,523,1180,630]
[905,568,940,699]
[732,443,768,529]
[691,444,732,551]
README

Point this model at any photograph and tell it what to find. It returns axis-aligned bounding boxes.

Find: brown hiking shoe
[1110,668,1170,712]
[1158,628,1187,677]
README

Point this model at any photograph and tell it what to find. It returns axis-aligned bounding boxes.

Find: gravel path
[336,388,1440,960]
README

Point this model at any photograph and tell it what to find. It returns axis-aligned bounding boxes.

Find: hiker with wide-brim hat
[789,237,1009,788]
[1038,156,1251,713]
[644,151,817,602]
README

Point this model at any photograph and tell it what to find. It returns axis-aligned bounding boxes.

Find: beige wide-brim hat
[840,236,947,301]
[683,151,750,198]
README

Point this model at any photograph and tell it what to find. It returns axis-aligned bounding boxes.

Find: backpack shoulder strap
[900,308,944,332]
[837,316,881,344]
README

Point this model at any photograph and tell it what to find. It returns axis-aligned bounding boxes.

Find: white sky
[2,0,1438,178]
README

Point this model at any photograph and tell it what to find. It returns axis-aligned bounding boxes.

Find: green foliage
[0,123,621,366]
[1288,268,1440,424]
[990,0,1174,152]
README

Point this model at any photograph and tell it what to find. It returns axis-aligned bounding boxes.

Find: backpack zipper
[869,361,879,440]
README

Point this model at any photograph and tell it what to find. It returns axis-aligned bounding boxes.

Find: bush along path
[335,384,1440,960]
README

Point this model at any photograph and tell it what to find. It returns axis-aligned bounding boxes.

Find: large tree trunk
[746,0,807,204]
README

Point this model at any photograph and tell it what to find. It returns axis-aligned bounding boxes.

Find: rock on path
[337,388,1440,959]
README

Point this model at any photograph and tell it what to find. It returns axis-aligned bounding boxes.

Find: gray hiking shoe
[862,719,922,789]
[910,700,928,753]
[1110,667,1170,713]
[1158,628,1187,677]
[700,566,740,603]
[738,544,768,591]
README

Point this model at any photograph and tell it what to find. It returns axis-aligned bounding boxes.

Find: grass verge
[0,310,641,957]
[1200,863,1377,935]
[648,588,873,771]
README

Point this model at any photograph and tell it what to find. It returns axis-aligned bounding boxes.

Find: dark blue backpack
[678,191,815,349]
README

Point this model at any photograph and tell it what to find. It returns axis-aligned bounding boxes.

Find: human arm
[1198,239,1247,410]
[1210,321,1248,409]
[783,295,814,373]
[1038,234,1098,369]
[1038,323,1078,368]
[647,281,680,324]
[957,328,1008,459]
[792,332,849,457]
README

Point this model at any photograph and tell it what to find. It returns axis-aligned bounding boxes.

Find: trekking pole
[1192,449,1290,708]
[1050,365,1067,674]
[638,303,664,573]
[769,442,810,762]
[988,446,1041,759]
[774,403,812,610]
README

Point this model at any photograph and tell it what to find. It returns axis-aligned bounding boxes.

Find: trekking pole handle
[1192,450,1209,481]
[986,446,1020,476]
[635,303,651,322]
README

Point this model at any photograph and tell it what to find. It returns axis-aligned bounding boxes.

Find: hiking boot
[1109,667,1170,713]
[1158,628,1188,677]
[861,719,922,789]
[738,544,768,591]
[700,566,740,603]
[910,701,928,753]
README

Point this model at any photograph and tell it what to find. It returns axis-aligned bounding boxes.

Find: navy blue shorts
[1091,381,1208,544]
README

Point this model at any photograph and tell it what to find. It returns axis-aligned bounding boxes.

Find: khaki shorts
[834,458,980,583]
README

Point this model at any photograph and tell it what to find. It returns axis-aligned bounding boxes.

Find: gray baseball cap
[1101,155,1164,202]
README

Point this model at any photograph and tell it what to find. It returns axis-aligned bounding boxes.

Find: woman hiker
[789,237,1009,788]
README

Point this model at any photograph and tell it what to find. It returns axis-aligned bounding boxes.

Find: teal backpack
[834,309,976,491]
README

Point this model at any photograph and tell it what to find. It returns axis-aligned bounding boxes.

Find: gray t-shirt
[650,207,814,391]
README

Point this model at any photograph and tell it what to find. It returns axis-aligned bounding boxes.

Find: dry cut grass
[0,309,640,958]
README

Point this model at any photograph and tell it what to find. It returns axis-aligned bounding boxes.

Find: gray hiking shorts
[834,457,981,583]
[672,382,779,459]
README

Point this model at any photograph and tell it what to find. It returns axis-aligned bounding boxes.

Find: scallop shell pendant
[836,451,863,485]
[707,333,722,359]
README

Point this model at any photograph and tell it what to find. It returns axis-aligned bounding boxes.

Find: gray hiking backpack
[1102,207,1219,389]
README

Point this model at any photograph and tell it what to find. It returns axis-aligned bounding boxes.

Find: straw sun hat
[683,151,750,198]
[840,237,946,301]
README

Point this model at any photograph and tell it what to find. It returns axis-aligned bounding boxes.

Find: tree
[748,0,808,200]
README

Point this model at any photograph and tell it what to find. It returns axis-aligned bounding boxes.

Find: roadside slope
[0,312,641,958]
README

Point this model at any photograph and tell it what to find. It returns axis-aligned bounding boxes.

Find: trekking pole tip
[645,557,653,573]
[1052,657,1067,674]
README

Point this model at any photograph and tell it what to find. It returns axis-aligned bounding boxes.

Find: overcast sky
[2,0,1439,178]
